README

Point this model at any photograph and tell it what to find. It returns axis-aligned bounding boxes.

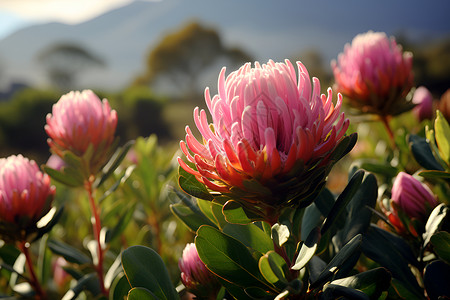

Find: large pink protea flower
[332,31,414,116]
[45,90,118,176]
[178,60,354,222]
[0,155,55,242]
[179,243,220,299]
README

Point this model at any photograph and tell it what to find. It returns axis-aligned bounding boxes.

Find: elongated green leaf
[271,223,290,247]
[292,227,320,271]
[197,198,218,225]
[301,203,323,241]
[336,173,378,249]
[47,240,91,265]
[127,287,158,300]
[359,160,398,178]
[321,170,364,235]
[61,273,100,300]
[104,203,136,244]
[95,139,134,188]
[361,225,422,297]
[109,273,131,300]
[222,200,263,224]
[195,225,274,292]
[322,284,369,300]
[435,110,450,165]
[121,246,179,300]
[178,167,213,200]
[409,134,445,171]
[423,260,450,300]
[43,165,84,187]
[258,251,288,290]
[418,170,450,179]
[311,234,362,289]
[330,267,391,299]
[170,203,216,232]
[222,223,273,254]
[217,278,252,300]
[423,203,449,247]
[430,231,450,264]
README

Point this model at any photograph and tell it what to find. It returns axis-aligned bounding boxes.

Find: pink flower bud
[45,90,118,175]
[0,155,55,242]
[412,86,434,121]
[179,60,352,222]
[178,243,220,298]
[46,154,66,171]
[391,172,438,222]
[332,31,414,116]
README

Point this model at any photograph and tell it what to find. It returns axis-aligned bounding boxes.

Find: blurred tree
[0,88,59,163]
[134,22,253,100]
[37,43,105,91]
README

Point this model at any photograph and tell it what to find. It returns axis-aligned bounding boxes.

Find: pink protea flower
[380,172,439,236]
[332,31,414,116]
[392,172,438,222]
[179,60,354,222]
[0,155,55,242]
[179,243,220,299]
[412,86,434,121]
[45,90,118,176]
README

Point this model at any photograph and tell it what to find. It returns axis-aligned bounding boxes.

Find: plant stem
[85,177,108,297]
[18,241,47,300]
[380,115,396,148]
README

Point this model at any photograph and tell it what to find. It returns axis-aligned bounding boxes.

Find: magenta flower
[412,86,434,121]
[332,31,414,116]
[179,60,353,222]
[392,172,439,222]
[0,155,55,242]
[45,90,118,175]
[179,243,220,298]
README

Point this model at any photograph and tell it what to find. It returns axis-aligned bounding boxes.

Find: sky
[0,0,159,39]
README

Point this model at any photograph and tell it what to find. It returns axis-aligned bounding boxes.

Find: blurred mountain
[0,0,449,92]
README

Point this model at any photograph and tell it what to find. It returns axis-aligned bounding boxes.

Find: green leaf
[195,225,274,292]
[435,110,450,165]
[423,260,450,300]
[409,134,445,171]
[104,202,136,244]
[322,284,369,300]
[222,223,273,254]
[301,202,323,241]
[121,246,179,300]
[311,234,362,289]
[361,226,422,297]
[430,231,450,264]
[358,160,398,178]
[258,251,288,289]
[43,165,84,187]
[222,200,261,224]
[271,223,290,247]
[47,239,91,265]
[217,278,252,300]
[423,203,449,247]
[109,273,131,300]
[292,227,320,271]
[95,139,135,188]
[127,287,158,300]
[321,170,365,235]
[330,267,391,299]
[61,273,101,299]
[33,206,64,242]
[170,203,216,232]
[418,169,450,179]
[197,198,219,226]
[178,166,213,200]
[335,173,378,248]
[99,165,136,203]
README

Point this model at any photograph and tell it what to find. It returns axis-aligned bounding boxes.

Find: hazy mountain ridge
[1,0,449,92]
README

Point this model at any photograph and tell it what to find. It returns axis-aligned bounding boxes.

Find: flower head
[392,172,438,221]
[179,60,353,222]
[179,243,220,298]
[0,155,55,242]
[45,90,118,175]
[412,86,434,121]
[332,31,414,116]
[438,88,450,123]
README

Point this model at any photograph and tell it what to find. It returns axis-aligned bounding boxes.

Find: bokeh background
[1,0,450,164]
